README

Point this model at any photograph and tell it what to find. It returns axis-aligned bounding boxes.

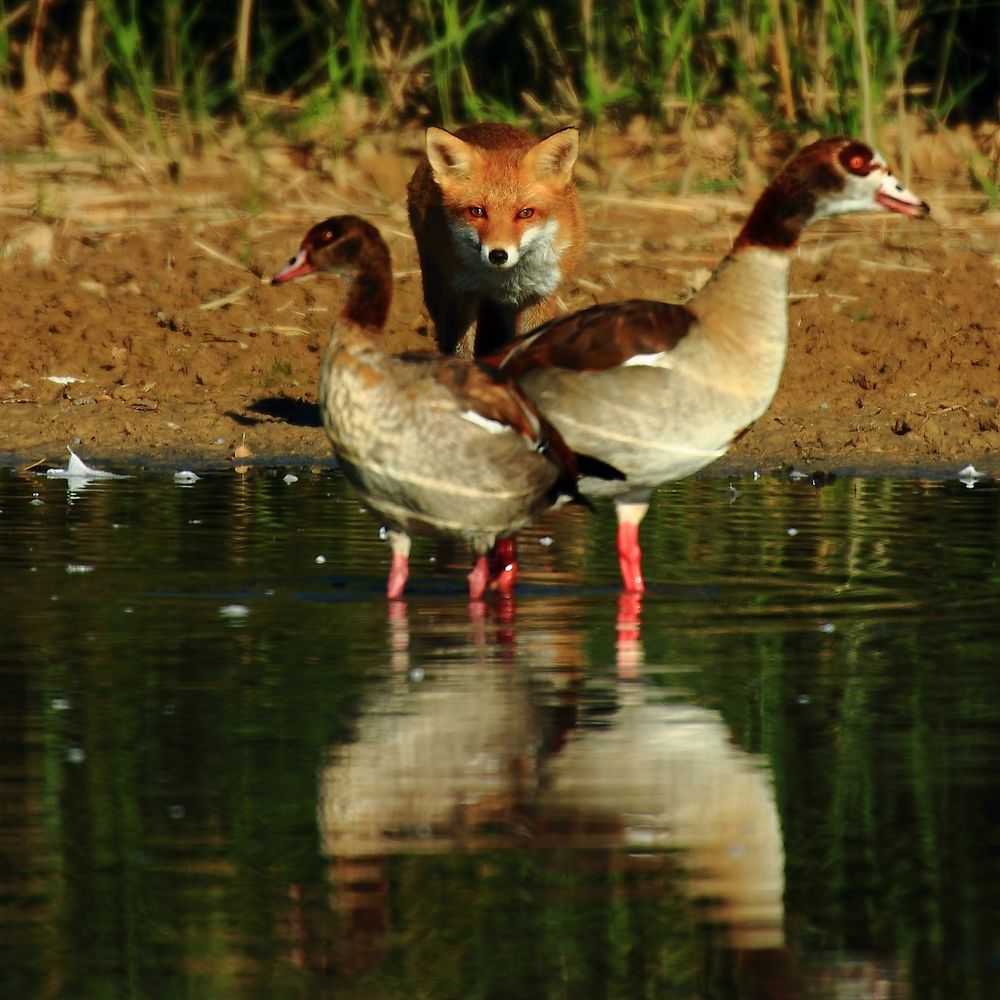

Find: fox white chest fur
[446,215,563,305]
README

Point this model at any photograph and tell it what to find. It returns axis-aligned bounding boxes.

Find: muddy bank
[1,130,998,477]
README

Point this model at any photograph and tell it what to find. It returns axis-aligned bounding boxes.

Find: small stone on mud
[694,204,719,226]
[79,279,107,298]
[2,223,53,266]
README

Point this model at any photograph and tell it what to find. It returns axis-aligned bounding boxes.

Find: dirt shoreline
[2,128,998,479]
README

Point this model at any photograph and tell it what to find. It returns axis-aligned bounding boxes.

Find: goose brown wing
[429,358,578,477]
[488,299,697,376]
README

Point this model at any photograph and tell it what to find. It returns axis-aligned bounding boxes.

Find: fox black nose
[488,248,508,266]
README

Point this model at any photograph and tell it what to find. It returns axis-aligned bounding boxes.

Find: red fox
[407,122,585,357]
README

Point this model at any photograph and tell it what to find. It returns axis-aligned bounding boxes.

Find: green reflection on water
[0,467,998,998]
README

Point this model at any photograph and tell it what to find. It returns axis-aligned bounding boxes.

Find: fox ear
[425,127,479,183]
[526,126,579,183]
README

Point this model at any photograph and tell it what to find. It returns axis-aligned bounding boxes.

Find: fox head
[425,125,580,272]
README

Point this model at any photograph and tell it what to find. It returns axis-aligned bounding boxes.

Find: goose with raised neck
[272,215,609,600]
[489,137,930,592]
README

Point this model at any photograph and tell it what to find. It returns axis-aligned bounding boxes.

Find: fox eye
[468,206,486,219]
[517,207,535,219]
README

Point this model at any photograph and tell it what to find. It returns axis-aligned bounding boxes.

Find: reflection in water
[1,468,998,997]
[319,598,787,987]
[319,600,541,975]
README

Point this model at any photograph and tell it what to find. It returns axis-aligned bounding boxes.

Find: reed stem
[770,0,796,123]
[235,0,254,92]
[852,0,873,143]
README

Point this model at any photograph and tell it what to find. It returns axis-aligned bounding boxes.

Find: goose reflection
[604,591,783,947]
[317,598,789,988]
[323,600,541,858]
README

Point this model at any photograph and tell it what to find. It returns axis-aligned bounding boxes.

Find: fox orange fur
[407,122,585,357]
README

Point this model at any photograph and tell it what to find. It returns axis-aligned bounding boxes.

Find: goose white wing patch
[461,410,511,435]
[622,351,672,368]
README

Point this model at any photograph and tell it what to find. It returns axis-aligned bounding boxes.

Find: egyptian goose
[488,137,930,592]
[271,215,604,600]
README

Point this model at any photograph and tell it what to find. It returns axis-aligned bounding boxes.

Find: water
[1,465,998,999]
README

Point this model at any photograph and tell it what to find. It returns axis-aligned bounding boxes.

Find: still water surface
[1,465,998,998]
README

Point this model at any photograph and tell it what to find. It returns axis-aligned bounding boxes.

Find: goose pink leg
[615,501,649,593]
[490,536,519,596]
[386,530,411,599]
[468,556,491,600]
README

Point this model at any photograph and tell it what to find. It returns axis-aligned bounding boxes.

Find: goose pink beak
[876,174,930,218]
[271,247,315,284]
